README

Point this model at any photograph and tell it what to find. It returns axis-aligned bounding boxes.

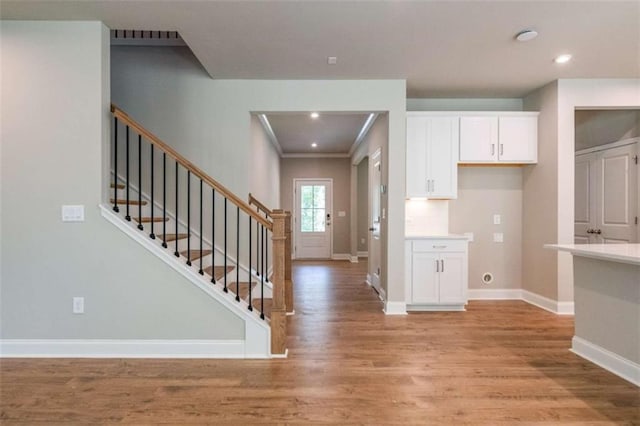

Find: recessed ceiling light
[310,112,319,119]
[515,29,538,42]
[327,56,337,65]
[554,54,572,64]
[311,142,318,148]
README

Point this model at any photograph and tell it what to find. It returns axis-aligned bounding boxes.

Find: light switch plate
[62,205,85,222]
[338,211,346,217]
[493,214,501,225]
[73,297,84,314]
[493,232,504,243]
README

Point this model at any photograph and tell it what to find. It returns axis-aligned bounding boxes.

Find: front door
[294,179,332,259]
[369,149,382,295]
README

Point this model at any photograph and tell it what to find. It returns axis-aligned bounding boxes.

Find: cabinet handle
[491,144,495,156]
[500,144,504,156]
[435,259,439,272]
[441,259,444,272]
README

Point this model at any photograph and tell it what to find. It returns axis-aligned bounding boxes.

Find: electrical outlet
[493,233,504,243]
[338,211,346,217]
[62,205,85,222]
[360,238,365,244]
[493,214,501,225]
[73,297,84,314]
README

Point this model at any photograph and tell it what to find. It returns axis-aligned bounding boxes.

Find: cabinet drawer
[412,239,467,253]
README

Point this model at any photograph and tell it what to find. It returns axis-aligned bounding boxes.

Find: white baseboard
[467,288,574,315]
[571,336,640,387]
[522,289,574,315]
[365,274,372,286]
[331,253,351,261]
[357,251,368,258]
[0,339,264,359]
[383,301,407,315]
[468,288,522,300]
[349,255,358,263]
[407,304,466,312]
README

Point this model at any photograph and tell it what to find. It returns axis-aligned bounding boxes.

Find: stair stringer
[100,204,272,358]
[110,172,273,297]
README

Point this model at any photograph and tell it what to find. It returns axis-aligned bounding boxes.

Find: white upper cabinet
[459,113,538,164]
[406,114,458,199]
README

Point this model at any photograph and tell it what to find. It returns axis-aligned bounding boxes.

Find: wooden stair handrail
[111,104,273,230]
[248,193,272,218]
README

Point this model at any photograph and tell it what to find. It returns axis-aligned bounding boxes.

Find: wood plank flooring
[1,260,638,424]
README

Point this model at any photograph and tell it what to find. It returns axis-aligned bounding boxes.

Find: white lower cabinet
[405,238,468,311]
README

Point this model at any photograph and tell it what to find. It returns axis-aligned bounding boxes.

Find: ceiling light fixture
[311,142,318,148]
[554,54,572,64]
[310,112,319,119]
[515,29,538,42]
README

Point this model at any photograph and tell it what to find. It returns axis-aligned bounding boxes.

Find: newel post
[270,209,287,355]
[284,211,294,314]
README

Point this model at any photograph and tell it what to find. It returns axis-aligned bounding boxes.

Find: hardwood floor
[1,260,638,424]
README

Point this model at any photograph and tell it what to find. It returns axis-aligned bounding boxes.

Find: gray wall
[575,110,640,151]
[280,158,351,255]
[250,115,281,210]
[449,167,523,290]
[110,45,407,303]
[1,21,242,340]
[357,158,369,253]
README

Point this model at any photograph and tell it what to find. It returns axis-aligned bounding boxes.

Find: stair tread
[111,183,125,189]
[251,297,273,318]
[160,233,190,242]
[133,217,169,223]
[110,198,148,206]
[228,281,257,300]
[204,265,235,281]
[180,249,212,261]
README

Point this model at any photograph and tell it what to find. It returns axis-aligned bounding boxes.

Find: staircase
[104,105,292,356]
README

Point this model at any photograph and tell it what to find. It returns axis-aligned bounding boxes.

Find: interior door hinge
[634,155,639,165]
[636,216,638,225]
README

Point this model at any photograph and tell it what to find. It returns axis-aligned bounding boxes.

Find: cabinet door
[428,117,459,199]
[411,252,439,304]
[406,116,428,197]
[459,116,498,162]
[438,252,466,304]
[498,116,538,163]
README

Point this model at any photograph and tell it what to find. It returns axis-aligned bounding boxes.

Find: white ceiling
[3,1,639,97]
[264,113,370,155]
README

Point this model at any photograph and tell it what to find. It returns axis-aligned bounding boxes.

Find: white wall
[575,110,640,151]
[1,21,243,340]
[407,98,523,112]
[111,46,407,303]
[249,115,281,209]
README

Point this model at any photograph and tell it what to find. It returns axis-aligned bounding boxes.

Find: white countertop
[406,234,470,240]
[545,244,640,266]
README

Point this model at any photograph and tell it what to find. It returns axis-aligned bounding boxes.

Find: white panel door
[575,153,597,243]
[369,149,383,294]
[428,117,459,198]
[596,144,638,243]
[411,252,439,304]
[294,179,332,258]
[406,116,428,197]
[459,116,498,162]
[438,253,466,304]
[498,116,538,163]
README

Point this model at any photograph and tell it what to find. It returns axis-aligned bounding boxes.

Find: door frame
[292,178,334,260]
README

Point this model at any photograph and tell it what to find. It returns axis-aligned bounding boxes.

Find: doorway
[294,178,333,259]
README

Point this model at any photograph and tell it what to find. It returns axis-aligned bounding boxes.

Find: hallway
[1,260,638,424]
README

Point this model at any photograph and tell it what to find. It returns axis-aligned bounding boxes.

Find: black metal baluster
[161,153,167,247]
[260,224,265,320]
[211,188,216,284]
[186,171,191,266]
[150,145,155,239]
[137,135,143,230]
[113,117,119,213]
[199,179,204,275]
[256,220,260,277]
[236,206,240,302]
[223,197,228,293]
[125,126,131,221]
[248,216,253,311]
[174,162,179,257]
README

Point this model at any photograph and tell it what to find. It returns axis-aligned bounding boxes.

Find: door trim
[292,178,333,260]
